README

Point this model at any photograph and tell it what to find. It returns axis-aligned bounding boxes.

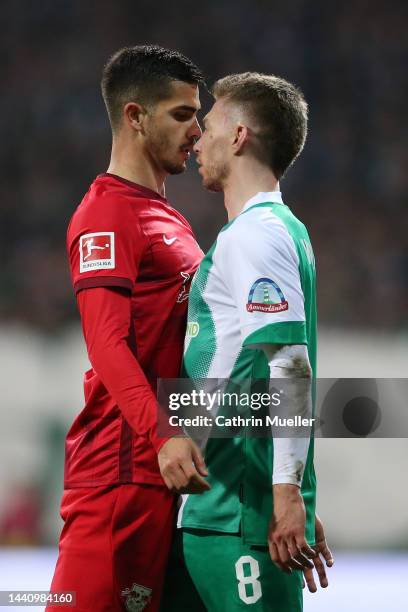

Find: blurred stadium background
[0,0,407,610]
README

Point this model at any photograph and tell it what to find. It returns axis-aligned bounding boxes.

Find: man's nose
[189,117,202,141]
[193,136,201,154]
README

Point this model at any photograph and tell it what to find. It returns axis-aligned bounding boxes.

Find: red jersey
[65,173,203,487]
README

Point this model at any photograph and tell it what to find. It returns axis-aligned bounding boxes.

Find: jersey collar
[241,190,284,214]
[99,173,168,202]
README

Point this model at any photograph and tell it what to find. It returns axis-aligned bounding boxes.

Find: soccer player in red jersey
[47,46,209,612]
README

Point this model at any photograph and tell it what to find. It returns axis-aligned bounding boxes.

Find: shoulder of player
[220,205,295,251]
[73,187,150,225]
[214,205,301,270]
[67,193,149,252]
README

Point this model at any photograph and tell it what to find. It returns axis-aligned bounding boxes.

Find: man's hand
[158,437,211,494]
[269,484,315,573]
[302,514,334,592]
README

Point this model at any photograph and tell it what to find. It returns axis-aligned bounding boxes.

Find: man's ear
[232,124,250,156]
[123,102,147,132]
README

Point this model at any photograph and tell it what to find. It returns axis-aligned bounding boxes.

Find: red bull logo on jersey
[79,232,115,272]
[246,277,288,313]
[121,583,152,611]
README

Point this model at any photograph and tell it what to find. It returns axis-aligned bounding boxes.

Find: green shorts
[161,529,302,612]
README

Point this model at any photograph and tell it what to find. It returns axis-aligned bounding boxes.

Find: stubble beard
[146,125,186,176]
[203,160,230,192]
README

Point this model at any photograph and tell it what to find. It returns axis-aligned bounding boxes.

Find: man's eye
[173,113,193,122]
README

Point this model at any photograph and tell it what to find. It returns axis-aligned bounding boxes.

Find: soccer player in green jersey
[161,73,333,611]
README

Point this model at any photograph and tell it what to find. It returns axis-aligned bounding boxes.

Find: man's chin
[202,176,223,192]
[163,160,186,175]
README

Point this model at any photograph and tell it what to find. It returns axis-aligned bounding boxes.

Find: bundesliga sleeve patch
[246,277,288,313]
[79,232,115,272]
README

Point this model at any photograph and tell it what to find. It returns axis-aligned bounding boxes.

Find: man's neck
[223,159,279,221]
[107,138,167,197]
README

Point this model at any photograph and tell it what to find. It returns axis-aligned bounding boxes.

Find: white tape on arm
[255,344,312,487]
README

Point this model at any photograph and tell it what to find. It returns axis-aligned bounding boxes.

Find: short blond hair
[213,72,308,179]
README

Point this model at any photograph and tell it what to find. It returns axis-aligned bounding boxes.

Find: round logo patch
[246,277,288,313]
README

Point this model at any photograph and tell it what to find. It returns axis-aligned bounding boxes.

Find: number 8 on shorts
[235,555,262,605]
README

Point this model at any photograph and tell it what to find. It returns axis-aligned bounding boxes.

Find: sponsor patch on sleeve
[246,277,288,313]
[79,232,115,272]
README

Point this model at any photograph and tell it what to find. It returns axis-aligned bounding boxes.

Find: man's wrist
[273,483,302,497]
[150,432,171,454]
[273,474,302,487]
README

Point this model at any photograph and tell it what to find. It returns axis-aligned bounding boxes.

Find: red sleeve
[77,286,170,453]
[67,198,148,294]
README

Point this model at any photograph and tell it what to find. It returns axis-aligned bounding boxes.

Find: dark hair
[213,72,308,179]
[101,44,204,131]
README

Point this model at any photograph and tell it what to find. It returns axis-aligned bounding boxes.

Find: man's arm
[77,286,209,494]
[253,343,315,572]
[266,343,312,486]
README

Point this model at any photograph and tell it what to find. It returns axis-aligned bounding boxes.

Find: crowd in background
[1,0,407,331]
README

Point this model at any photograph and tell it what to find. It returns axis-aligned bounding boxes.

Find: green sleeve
[243,321,307,347]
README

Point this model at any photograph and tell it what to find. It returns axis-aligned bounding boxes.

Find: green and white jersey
[179,191,317,546]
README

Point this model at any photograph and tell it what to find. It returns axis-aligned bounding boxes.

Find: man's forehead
[203,101,218,123]
[165,80,201,110]
[205,98,231,123]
